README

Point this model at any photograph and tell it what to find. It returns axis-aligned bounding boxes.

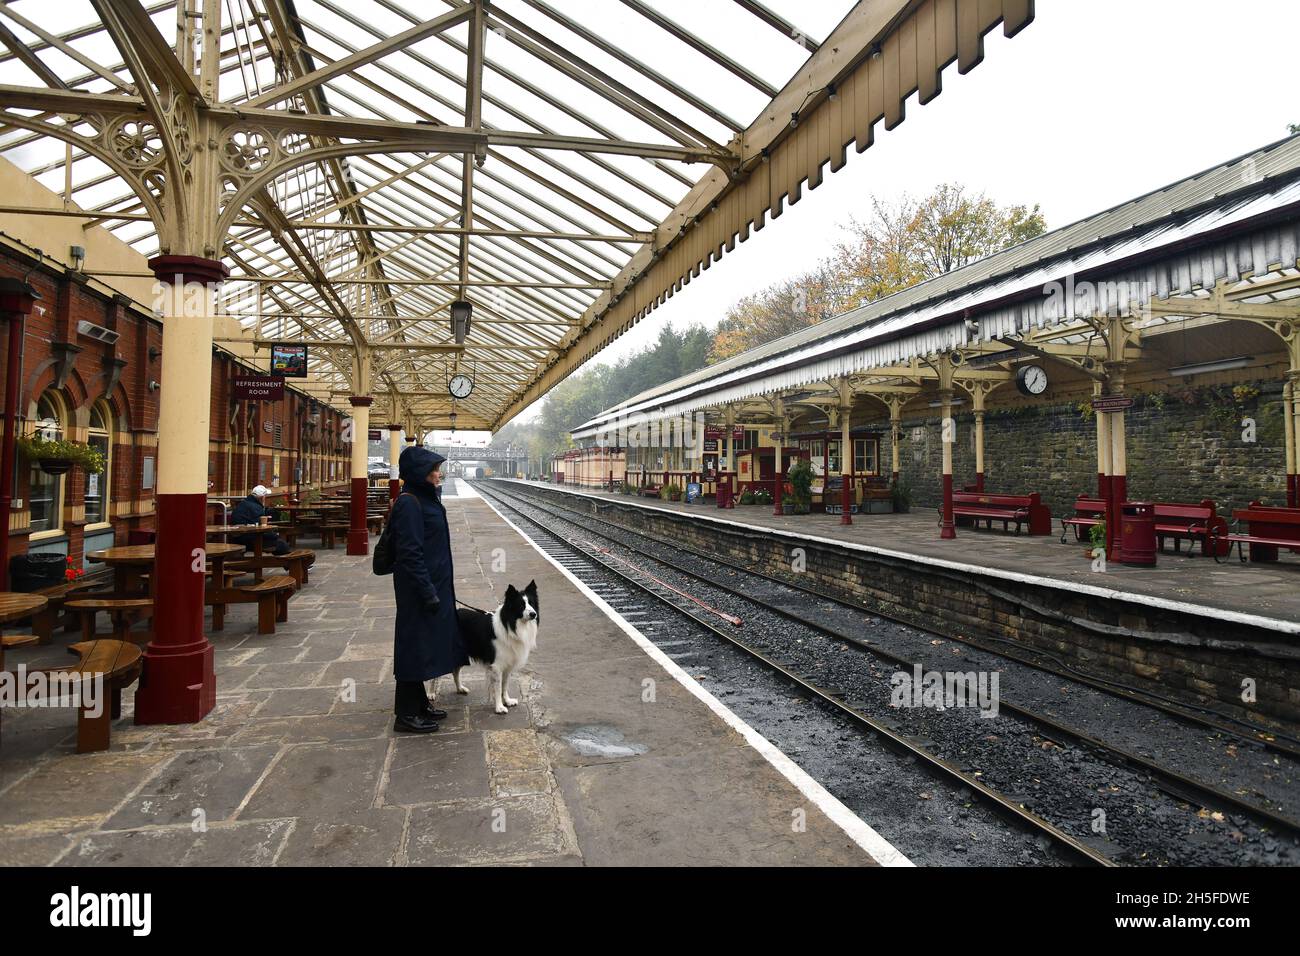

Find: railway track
[476,481,1110,865]
[477,479,1300,866]
[489,483,1300,828]
[511,483,1300,761]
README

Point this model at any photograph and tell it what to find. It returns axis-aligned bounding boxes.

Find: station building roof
[572,132,1300,439]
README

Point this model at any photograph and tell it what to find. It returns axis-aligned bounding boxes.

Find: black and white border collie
[453,581,539,714]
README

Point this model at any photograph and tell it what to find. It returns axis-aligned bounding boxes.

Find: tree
[490,323,715,461]
[707,265,854,363]
[835,183,1045,301]
[708,183,1045,362]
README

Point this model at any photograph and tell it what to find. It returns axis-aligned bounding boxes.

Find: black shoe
[422,704,448,720]
[393,714,440,734]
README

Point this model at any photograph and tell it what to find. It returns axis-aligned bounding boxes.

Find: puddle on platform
[562,725,647,758]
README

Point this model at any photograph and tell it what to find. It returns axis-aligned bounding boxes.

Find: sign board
[705,426,745,442]
[685,482,702,503]
[270,343,308,377]
[233,376,284,401]
[1091,396,1135,413]
[703,438,718,452]
[367,429,382,441]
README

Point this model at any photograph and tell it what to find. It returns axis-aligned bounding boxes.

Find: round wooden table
[87,543,244,596]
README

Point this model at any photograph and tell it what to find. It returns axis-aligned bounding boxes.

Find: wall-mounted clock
[1016,364,1049,396]
[449,374,474,399]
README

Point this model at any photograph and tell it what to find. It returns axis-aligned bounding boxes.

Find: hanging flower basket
[16,435,107,474]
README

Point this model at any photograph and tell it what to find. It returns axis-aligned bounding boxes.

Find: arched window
[85,401,113,526]
[29,390,66,535]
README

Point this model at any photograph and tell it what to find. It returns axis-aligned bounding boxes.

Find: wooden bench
[1060,495,1107,543]
[226,549,316,588]
[949,491,1052,535]
[6,639,143,753]
[1212,503,1300,563]
[637,484,662,499]
[64,597,154,643]
[206,574,296,634]
[366,512,387,535]
[1154,500,1228,556]
[32,571,115,641]
[320,523,350,549]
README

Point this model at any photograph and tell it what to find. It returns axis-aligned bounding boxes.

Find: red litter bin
[1118,501,1157,566]
[716,475,733,509]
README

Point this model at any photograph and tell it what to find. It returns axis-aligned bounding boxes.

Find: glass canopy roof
[0,0,855,429]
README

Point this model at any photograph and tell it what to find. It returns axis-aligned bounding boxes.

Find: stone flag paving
[0,494,875,867]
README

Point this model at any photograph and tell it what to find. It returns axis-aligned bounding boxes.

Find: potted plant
[1088,521,1107,559]
[739,489,755,505]
[889,478,912,514]
[16,435,107,475]
[787,459,813,514]
[781,493,795,515]
[64,555,85,583]
[752,488,772,507]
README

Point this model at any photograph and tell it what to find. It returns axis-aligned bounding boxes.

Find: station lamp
[450,300,472,345]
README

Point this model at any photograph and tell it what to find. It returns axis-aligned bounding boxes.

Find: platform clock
[1015,364,1049,396]
[449,374,474,399]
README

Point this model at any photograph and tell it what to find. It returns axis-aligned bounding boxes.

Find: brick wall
[1,243,354,572]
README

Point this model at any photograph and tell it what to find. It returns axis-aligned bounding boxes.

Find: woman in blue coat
[389,445,467,733]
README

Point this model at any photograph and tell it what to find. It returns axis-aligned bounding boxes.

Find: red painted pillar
[347,396,373,556]
[939,393,956,539]
[773,450,784,517]
[0,280,39,592]
[1290,473,1297,509]
[135,255,227,725]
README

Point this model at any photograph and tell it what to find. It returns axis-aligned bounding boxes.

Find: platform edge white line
[475,489,914,868]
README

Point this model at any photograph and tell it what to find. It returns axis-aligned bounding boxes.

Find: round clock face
[1017,364,1049,395]
[449,374,473,399]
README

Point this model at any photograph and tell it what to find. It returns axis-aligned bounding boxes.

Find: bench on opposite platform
[949,491,1052,535]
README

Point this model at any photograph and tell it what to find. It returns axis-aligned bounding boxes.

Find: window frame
[84,400,113,530]
[28,390,67,539]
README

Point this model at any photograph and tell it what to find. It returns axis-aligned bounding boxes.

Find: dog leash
[455,598,488,614]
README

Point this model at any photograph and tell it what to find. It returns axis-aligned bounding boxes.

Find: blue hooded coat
[390,446,468,681]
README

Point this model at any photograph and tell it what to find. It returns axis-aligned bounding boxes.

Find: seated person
[230,485,292,556]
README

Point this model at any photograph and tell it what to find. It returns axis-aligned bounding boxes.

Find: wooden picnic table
[87,543,244,597]
[0,592,50,650]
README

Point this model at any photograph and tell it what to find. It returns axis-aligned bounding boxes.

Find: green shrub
[16,435,106,473]
[787,459,813,514]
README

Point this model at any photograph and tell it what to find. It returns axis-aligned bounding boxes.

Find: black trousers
[394,680,430,717]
